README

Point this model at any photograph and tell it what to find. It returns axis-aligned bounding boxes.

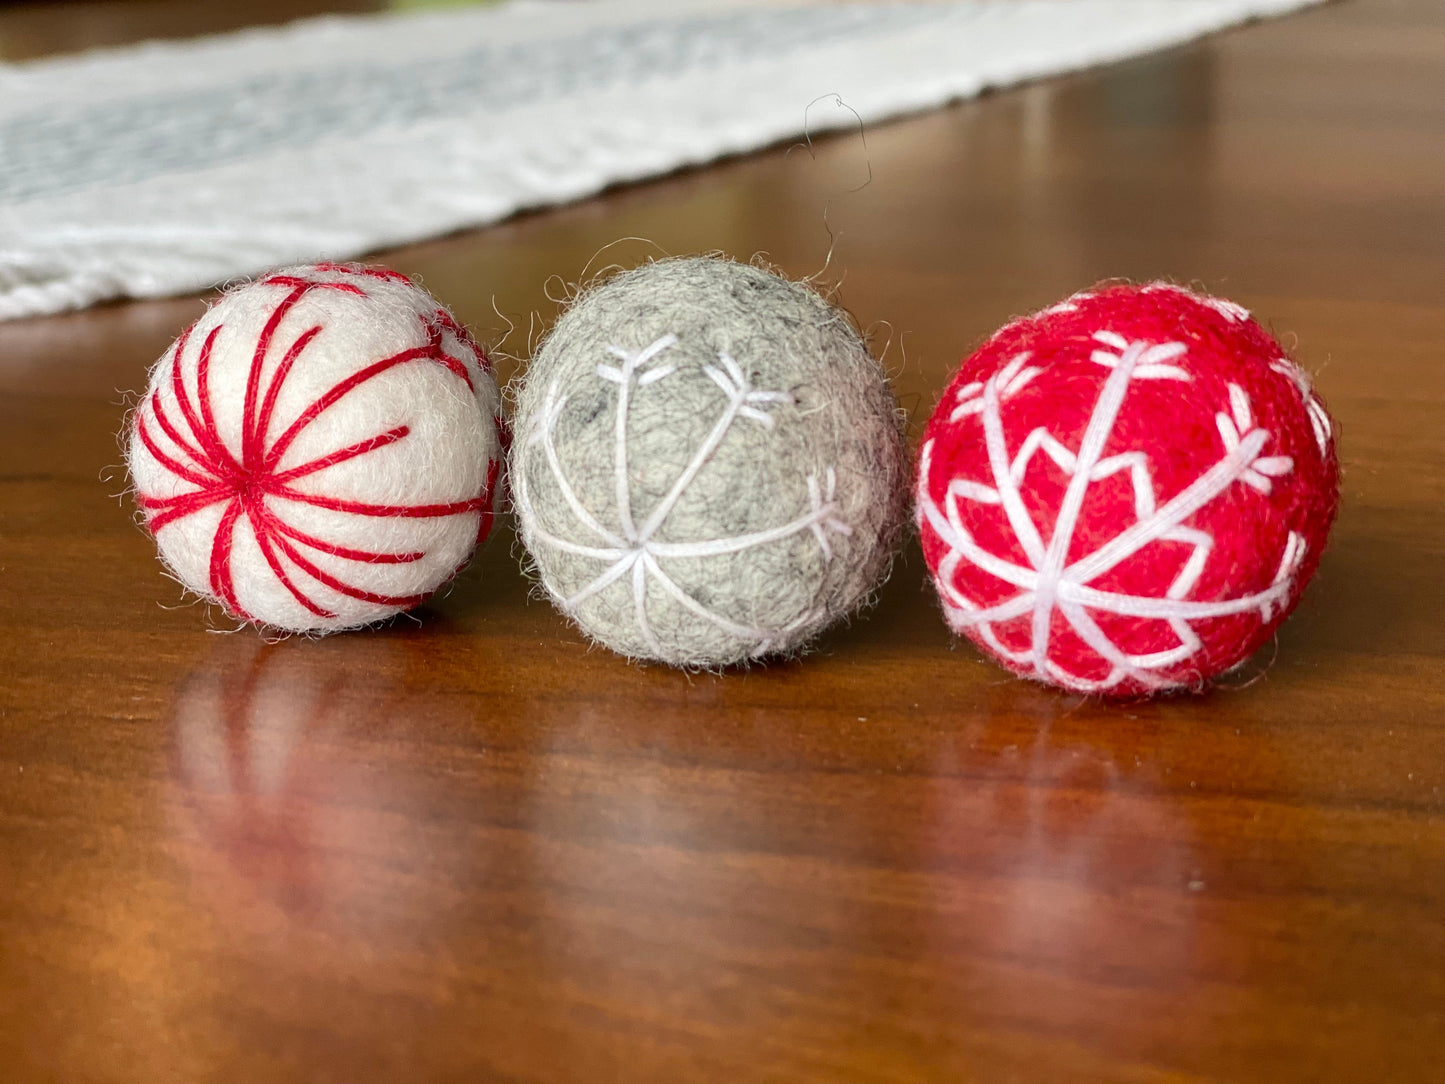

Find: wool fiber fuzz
[916,282,1340,696]
[512,257,908,667]
[126,263,503,633]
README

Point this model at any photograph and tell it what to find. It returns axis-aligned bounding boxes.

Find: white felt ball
[126,263,504,633]
[511,256,908,667]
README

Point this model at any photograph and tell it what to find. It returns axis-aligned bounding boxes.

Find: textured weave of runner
[0,0,1319,320]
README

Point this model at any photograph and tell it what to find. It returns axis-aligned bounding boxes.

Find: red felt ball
[916,282,1340,696]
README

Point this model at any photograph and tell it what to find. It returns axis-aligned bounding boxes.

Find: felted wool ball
[127,263,503,632]
[511,256,907,667]
[916,282,1339,695]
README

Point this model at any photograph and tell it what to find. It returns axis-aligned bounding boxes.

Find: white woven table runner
[0,0,1319,321]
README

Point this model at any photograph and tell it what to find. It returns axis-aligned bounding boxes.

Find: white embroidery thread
[1141,282,1251,323]
[919,331,1305,691]
[515,333,853,659]
[1270,358,1333,456]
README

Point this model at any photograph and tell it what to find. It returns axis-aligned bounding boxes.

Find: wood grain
[3,0,1444,1081]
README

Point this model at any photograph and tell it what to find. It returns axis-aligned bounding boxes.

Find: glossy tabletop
[2,0,1444,1081]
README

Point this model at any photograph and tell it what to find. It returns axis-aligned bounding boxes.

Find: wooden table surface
[3,0,1444,1081]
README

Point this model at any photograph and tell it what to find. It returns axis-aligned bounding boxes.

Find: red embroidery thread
[135,273,495,622]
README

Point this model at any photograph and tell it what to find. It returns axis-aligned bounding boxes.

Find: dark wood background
[2,0,1443,1081]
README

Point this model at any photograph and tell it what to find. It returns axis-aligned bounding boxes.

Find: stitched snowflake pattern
[918,331,1307,692]
[514,333,853,659]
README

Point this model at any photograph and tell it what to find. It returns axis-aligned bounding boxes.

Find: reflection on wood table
[2,0,1443,1081]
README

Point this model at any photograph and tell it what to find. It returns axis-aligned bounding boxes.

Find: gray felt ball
[511,256,908,667]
